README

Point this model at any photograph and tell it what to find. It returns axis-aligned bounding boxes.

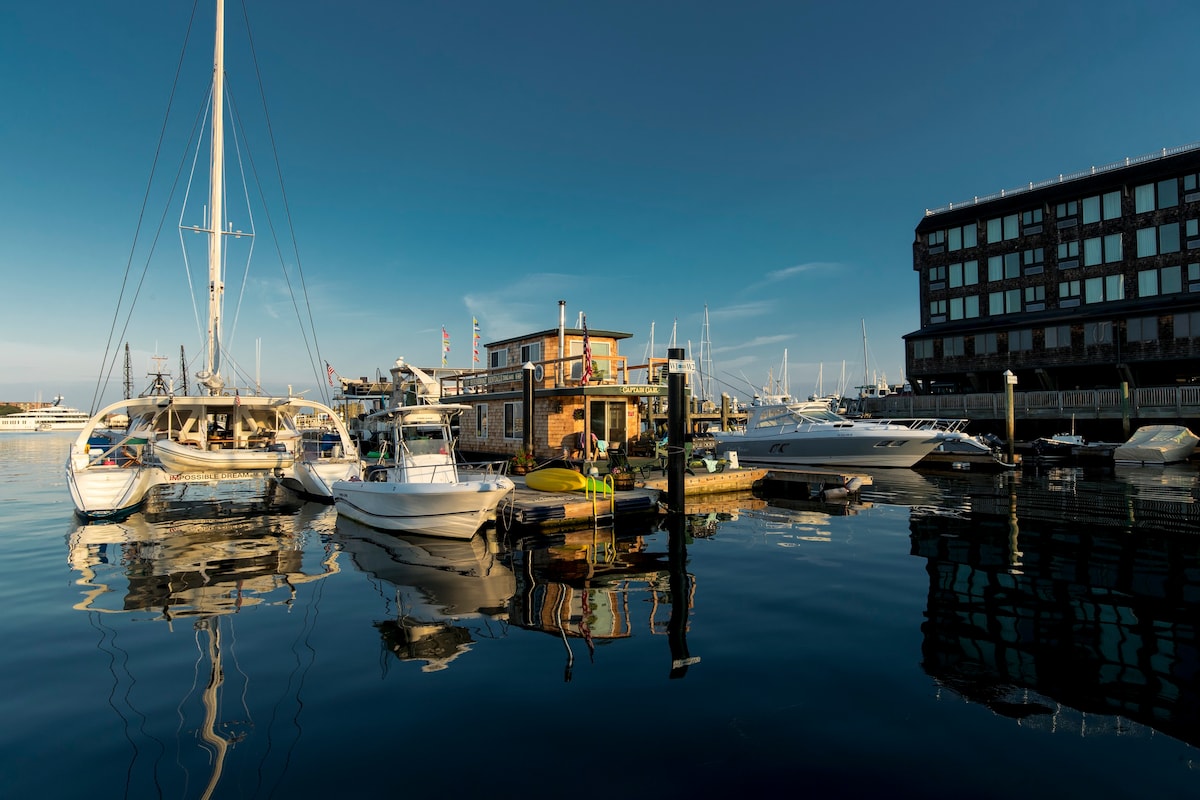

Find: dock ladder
[585,475,616,529]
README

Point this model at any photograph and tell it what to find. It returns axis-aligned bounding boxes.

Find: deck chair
[606,444,650,479]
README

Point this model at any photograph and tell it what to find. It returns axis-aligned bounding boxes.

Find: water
[4,433,1200,798]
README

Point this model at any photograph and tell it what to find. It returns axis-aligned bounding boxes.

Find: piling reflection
[334,517,516,672]
[910,471,1200,747]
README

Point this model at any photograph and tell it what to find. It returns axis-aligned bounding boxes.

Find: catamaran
[66,0,359,519]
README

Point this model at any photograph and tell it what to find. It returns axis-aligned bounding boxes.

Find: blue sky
[3,0,1197,411]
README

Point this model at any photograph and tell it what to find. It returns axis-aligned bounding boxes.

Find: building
[907,143,1200,395]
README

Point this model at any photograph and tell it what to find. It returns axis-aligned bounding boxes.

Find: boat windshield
[403,425,449,456]
[751,405,846,429]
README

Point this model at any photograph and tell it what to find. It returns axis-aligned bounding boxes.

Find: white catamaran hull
[333,478,515,540]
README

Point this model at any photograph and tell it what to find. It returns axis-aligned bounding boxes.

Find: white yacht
[712,401,946,469]
[0,397,89,432]
[65,0,360,519]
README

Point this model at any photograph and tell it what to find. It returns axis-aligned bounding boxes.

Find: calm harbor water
[4,432,1200,798]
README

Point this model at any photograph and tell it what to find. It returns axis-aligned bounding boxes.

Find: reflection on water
[909,470,1200,748]
[65,504,338,799]
[334,517,516,672]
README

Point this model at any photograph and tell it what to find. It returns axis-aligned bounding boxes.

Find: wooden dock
[499,465,871,532]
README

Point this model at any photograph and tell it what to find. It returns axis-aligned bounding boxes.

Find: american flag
[581,314,592,385]
[326,361,335,387]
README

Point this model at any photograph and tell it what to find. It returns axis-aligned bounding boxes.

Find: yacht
[711,401,946,469]
[0,397,89,432]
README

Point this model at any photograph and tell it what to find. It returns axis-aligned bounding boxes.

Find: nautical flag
[442,326,450,367]
[326,361,336,387]
[472,317,481,364]
[581,314,593,386]
[235,390,241,407]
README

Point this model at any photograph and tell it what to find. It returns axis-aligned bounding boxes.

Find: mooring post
[1120,381,1131,440]
[667,347,687,514]
[1003,369,1017,466]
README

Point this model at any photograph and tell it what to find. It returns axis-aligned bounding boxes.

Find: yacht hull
[713,426,941,468]
[333,478,515,539]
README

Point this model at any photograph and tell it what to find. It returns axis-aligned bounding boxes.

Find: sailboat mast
[861,319,868,392]
[206,0,226,390]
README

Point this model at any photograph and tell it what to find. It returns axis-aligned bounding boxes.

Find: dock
[499,465,870,532]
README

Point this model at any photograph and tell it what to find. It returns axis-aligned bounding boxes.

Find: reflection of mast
[198,618,229,800]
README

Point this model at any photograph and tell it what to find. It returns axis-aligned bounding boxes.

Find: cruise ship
[0,397,90,432]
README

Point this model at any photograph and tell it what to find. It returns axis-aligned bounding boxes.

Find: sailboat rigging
[66,0,360,519]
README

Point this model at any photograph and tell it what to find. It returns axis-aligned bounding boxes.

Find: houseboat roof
[485,328,633,348]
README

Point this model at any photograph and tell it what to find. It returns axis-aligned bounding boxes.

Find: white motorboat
[333,403,514,539]
[65,1,359,520]
[0,397,89,433]
[711,402,946,468]
[1113,425,1200,465]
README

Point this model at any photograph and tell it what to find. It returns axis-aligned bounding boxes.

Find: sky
[3,0,1198,412]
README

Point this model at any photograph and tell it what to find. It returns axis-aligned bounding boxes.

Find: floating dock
[499,466,871,532]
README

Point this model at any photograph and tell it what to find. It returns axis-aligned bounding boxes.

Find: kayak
[524,467,612,494]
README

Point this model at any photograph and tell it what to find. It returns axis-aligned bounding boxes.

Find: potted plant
[510,448,536,475]
[609,464,635,490]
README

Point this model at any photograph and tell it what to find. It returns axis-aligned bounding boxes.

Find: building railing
[867,385,1200,421]
[924,141,1200,217]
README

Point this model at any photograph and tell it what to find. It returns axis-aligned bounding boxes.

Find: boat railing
[872,418,971,432]
[86,432,149,467]
[459,459,509,478]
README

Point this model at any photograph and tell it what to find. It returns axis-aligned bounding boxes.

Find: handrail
[924,141,1200,217]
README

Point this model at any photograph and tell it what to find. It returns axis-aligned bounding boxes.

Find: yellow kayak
[524,467,612,494]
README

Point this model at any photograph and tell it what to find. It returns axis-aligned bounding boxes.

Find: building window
[987,253,1021,281]
[503,401,520,439]
[1084,237,1102,266]
[1023,247,1044,268]
[1138,223,1181,257]
[1024,285,1045,309]
[927,230,946,247]
[1022,208,1043,227]
[975,332,997,354]
[1044,325,1070,349]
[947,224,977,251]
[1082,190,1122,223]
[1176,310,1200,338]
[1126,316,1158,343]
[1009,329,1033,352]
[490,349,509,369]
[943,336,965,356]
[1059,279,1081,306]
[930,299,947,318]
[1055,200,1079,229]
[1085,275,1124,304]
[987,214,1019,243]
[1139,265,1183,296]
[948,260,978,288]
[929,265,946,282]
[1085,322,1113,345]
[989,289,1021,315]
[1104,233,1123,263]
[912,339,934,359]
[1136,179,1178,213]
[475,404,488,437]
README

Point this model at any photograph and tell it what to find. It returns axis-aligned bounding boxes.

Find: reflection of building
[510,529,692,649]
[909,506,1200,747]
[335,519,516,672]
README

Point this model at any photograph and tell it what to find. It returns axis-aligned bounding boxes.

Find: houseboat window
[520,342,542,363]
[503,401,519,439]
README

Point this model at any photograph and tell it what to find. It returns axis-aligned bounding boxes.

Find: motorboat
[0,396,89,432]
[1030,432,1087,462]
[917,428,1018,472]
[711,402,946,468]
[332,403,514,539]
[65,1,360,520]
[1113,425,1199,465]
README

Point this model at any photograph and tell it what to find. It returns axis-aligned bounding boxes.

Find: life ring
[533,364,544,382]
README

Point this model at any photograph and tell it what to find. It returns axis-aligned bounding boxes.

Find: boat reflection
[65,503,338,799]
[909,480,1200,747]
[334,517,516,672]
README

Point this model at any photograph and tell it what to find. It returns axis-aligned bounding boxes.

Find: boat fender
[820,486,849,501]
[844,477,863,494]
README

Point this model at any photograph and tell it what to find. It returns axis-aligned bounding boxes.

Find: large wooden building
[907,143,1200,395]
